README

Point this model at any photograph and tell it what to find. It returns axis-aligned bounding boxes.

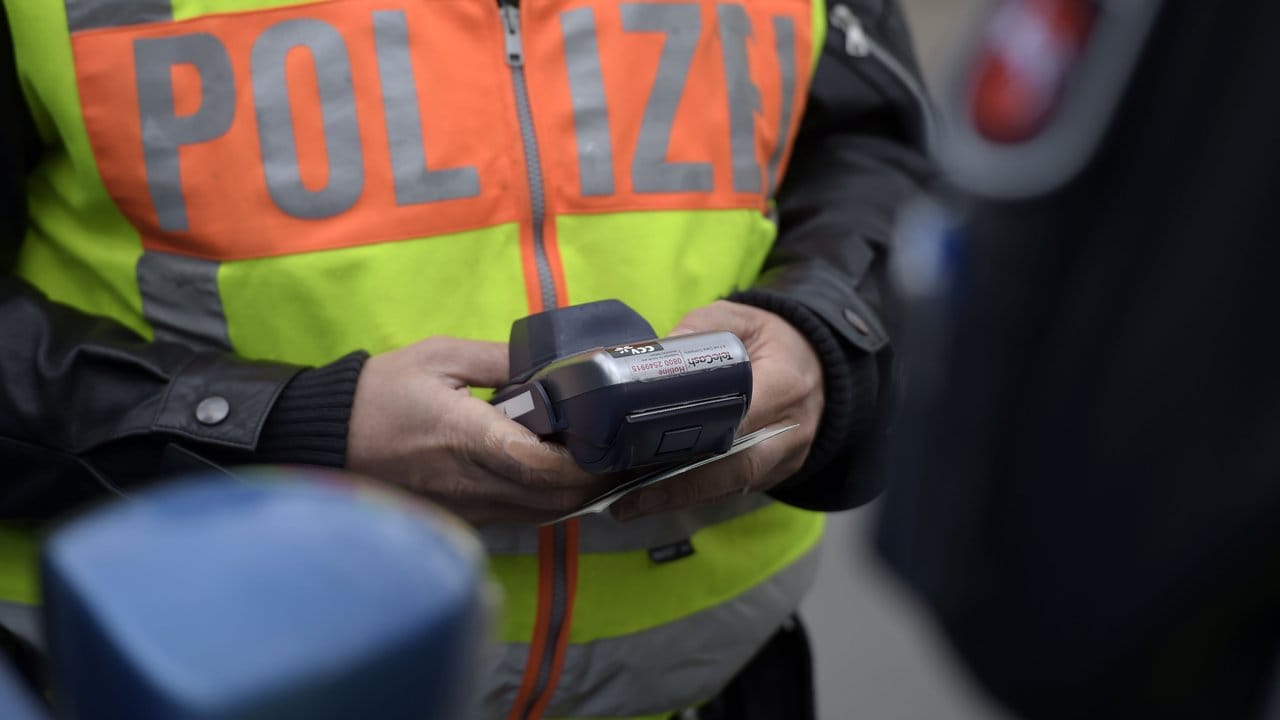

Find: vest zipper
[516,526,570,720]
[829,3,936,149]
[498,10,569,718]
[500,0,558,311]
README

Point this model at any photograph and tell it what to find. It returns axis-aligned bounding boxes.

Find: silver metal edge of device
[537,331,749,402]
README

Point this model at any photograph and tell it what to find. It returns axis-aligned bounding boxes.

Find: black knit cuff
[255,351,369,468]
[727,289,877,484]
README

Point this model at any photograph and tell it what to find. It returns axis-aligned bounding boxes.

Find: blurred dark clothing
[879,2,1280,718]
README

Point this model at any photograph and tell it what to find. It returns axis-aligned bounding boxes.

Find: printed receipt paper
[547,424,799,524]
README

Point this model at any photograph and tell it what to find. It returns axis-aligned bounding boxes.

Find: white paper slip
[546,424,800,524]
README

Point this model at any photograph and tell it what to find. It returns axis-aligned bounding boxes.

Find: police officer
[0,0,930,716]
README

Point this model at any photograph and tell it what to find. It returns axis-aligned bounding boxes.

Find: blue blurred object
[40,471,487,720]
[0,655,48,720]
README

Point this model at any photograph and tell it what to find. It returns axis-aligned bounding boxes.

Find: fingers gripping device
[492,300,752,474]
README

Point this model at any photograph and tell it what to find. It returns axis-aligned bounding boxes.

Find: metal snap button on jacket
[843,308,871,335]
[195,396,230,426]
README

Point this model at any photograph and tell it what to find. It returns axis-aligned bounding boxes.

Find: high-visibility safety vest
[4,0,828,716]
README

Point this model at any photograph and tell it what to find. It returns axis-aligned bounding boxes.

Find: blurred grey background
[903,0,985,88]
[801,1,1003,719]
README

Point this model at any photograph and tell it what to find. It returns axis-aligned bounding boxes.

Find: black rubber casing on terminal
[492,300,752,474]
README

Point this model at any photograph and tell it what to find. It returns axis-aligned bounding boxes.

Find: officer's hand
[610,301,824,521]
[346,337,610,525]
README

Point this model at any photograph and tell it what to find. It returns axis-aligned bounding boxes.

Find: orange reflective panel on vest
[524,0,810,213]
[71,1,523,261]
[67,0,812,264]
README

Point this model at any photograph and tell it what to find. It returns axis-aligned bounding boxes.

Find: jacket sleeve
[0,14,363,519]
[732,0,935,511]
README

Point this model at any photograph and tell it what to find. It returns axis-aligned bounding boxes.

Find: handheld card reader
[491,300,752,474]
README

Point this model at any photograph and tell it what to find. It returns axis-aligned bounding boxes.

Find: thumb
[672,301,762,341]
[669,303,724,337]
[433,339,511,388]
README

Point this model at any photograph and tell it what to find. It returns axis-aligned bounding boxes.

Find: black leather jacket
[0,0,932,519]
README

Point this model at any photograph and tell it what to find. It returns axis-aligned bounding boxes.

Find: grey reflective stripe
[372,11,480,206]
[137,251,232,350]
[560,8,615,197]
[65,0,171,32]
[717,4,763,194]
[0,601,43,653]
[480,545,820,718]
[479,493,772,555]
[135,33,236,233]
[251,19,364,219]
[766,17,797,195]
[622,3,713,194]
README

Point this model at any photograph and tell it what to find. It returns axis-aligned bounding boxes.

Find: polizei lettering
[67,0,813,259]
